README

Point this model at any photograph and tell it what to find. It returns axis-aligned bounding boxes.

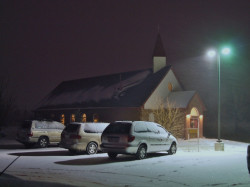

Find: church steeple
[153,33,166,57]
[153,33,166,73]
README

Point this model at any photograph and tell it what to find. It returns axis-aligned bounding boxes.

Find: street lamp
[207,47,231,151]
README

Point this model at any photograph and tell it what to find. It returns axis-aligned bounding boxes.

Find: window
[134,123,148,133]
[82,114,87,122]
[35,122,48,129]
[168,82,173,91]
[190,107,199,117]
[60,114,65,125]
[71,114,76,122]
[157,126,168,134]
[146,122,158,133]
[93,114,99,122]
[104,122,131,134]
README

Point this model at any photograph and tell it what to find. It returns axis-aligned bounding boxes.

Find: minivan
[16,120,65,148]
[60,122,109,154]
[100,121,177,159]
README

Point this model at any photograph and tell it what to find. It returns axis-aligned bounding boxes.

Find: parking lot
[0,138,249,187]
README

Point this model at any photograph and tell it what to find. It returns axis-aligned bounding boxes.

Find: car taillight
[27,132,33,137]
[70,134,81,139]
[128,135,135,142]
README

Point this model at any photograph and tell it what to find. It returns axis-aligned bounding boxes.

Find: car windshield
[64,124,80,133]
[104,122,131,134]
[21,121,32,129]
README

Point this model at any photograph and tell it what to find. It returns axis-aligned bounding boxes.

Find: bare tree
[141,98,185,138]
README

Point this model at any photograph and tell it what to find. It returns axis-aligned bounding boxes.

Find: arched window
[190,107,199,117]
[60,114,65,125]
[82,113,87,122]
[168,82,173,91]
[93,114,99,122]
[71,114,75,122]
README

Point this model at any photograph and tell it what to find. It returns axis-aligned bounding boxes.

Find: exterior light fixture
[207,46,231,151]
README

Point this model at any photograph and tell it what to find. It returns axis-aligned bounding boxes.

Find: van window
[95,123,109,133]
[84,123,97,133]
[64,124,80,133]
[157,126,168,134]
[47,122,64,130]
[146,122,158,133]
[56,123,65,130]
[48,122,57,129]
[104,122,131,134]
[35,122,48,129]
[134,123,148,133]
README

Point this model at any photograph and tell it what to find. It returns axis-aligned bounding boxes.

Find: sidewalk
[178,138,249,152]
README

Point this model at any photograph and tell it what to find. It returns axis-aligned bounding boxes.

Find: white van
[60,122,109,154]
[101,121,177,159]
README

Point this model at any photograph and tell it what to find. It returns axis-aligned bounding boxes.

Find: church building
[35,34,205,139]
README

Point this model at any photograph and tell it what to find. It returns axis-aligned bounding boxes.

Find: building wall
[35,107,141,125]
[144,69,183,109]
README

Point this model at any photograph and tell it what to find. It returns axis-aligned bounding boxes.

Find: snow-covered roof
[36,66,172,110]
[167,91,196,108]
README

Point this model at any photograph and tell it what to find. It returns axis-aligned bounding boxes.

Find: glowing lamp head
[207,50,216,57]
[221,47,230,55]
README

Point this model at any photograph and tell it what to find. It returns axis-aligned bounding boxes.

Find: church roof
[153,34,166,57]
[167,91,196,108]
[36,66,172,110]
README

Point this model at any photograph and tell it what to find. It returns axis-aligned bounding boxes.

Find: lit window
[71,114,75,122]
[190,107,199,117]
[168,82,173,91]
[82,114,87,122]
[60,114,65,125]
[93,114,99,122]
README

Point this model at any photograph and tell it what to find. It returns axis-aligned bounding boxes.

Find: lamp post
[207,47,231,151]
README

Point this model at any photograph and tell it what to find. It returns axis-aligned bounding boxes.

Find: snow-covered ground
[0,138,249,187]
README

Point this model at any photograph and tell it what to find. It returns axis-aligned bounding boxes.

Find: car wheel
[168,143,177,155]
[108,152,118,159]
[136,145,147,160]
[38,137,49,148]
[86,142,98,155]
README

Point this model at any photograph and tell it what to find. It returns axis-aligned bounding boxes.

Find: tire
[168,143,177,155]
[38,137,49,148]
[86,142,98,155]
[108,152,118,159]
[136,145,147,160]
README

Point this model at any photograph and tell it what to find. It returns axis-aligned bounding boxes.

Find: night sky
[1,0,249,110]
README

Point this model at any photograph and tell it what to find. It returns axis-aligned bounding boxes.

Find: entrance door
[190,118,198,128]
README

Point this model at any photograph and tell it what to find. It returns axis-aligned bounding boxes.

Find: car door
[133,121,150,148]
[146,122,162,152]
[47,122,61,143]
[157,125,171,150]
